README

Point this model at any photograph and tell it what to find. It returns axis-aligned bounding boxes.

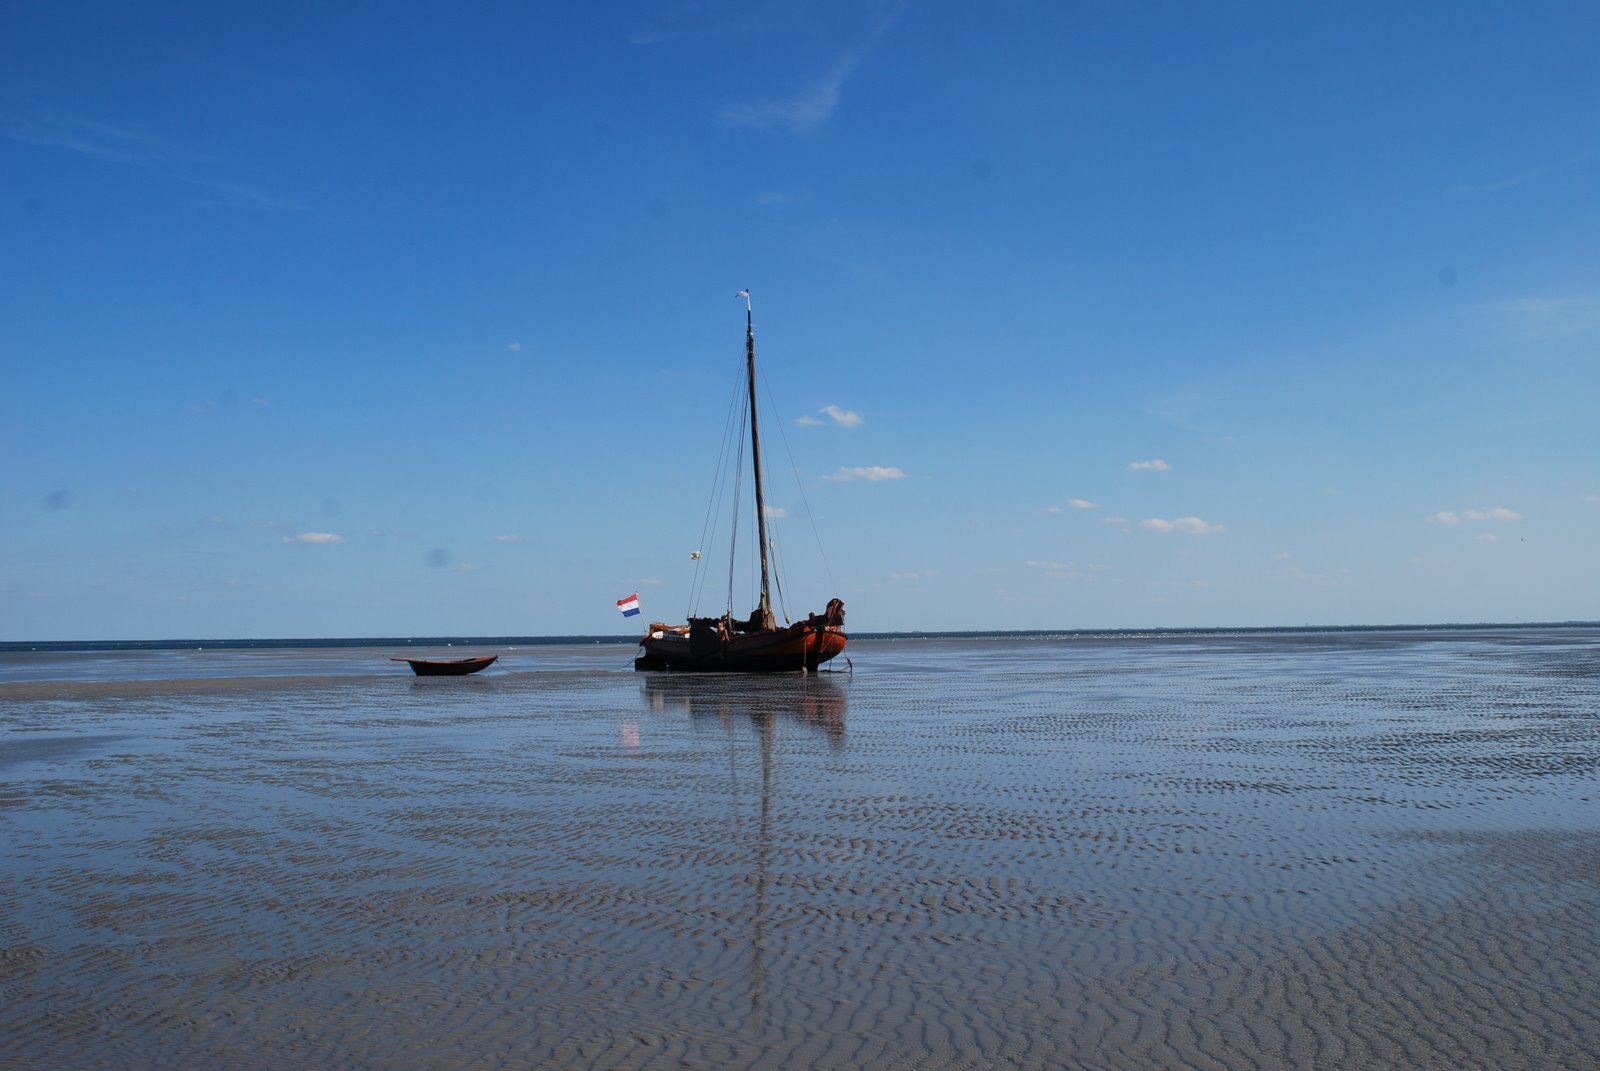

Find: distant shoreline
[4,620,1596,654]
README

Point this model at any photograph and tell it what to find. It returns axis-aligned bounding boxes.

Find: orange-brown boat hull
[634,623,847,672]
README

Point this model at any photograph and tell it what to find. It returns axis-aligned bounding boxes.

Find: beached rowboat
[390,655,498,676]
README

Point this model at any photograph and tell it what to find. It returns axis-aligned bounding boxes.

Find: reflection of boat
[641,673,847,747]
[390,655,498,676]
[634,292,848,673]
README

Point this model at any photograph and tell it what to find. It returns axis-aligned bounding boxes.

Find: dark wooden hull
[634,622,847,673]
[391,655,498,676]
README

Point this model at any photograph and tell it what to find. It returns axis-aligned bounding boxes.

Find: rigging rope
[688,360,748,618]
[684,320,835,625]
[759,369,837,586]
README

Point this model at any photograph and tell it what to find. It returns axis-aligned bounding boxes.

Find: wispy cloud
[1491,296,1600,339]
[1429,506,1522,525]
[284,532,344,545]
[764,505,789,518]
[722,54,863,134]
[181,174,302,212]
[1139,516,1224,535]
[1068,498,1099,510]
[1,109,167,163]
[1450,168,1553,195]
[823,465,904,482]
[495,534,522,542]
[1450,152,1593,195]
[1129,459,1172,472]
[755,188,809,207]
[720,17,894,135]
[4,105,297,211]
[1026,559,1104,581]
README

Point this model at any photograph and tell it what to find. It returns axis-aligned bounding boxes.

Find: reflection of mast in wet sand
[749,709,773,1032]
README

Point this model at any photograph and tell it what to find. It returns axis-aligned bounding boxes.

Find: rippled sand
[2,631,1598,1069]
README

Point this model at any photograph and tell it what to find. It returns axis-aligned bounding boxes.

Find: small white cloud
[495,534,522,542]
[1043,505,1063,514]
[824,466,905,481]
[764,505,789,518]
[507,341,523,351]
[1432,506,1521,524]
[818,404,862,427]
[1191,579,1212,589]
[1129,459,1172,472]
[1069,498,1099,510]
[1478,533,1504,543]
[796,415,822,426]
[1584,494,1600,503]
[755,189,807,207]
[1276,551,1294,560]
[1140,516,1223,535]
[285,532,343,545]
[1026,559,1085,580]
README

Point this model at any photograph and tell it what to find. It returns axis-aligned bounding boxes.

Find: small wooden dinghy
[390,655,498,676]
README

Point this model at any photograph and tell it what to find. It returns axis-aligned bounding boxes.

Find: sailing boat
[633,292,849,672]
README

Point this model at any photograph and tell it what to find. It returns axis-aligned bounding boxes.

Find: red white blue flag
[617,593,641,617]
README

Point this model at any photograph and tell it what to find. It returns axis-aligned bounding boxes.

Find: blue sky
[3,1,1597,640]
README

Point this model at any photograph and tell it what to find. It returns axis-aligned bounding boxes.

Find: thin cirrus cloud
[1139,517,1224,535]
[2,109,165,164]
[720,17,895,135]
[823,466,904,482]
[4,109,298,211]
[1129,459,1172,472]
[798,404,862,427]
[1491,296,1600,339]
[722,54,862,134]
[1429,507,1523,525]
[284,532,343,545]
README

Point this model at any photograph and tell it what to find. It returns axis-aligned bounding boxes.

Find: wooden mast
[743,290,775,630]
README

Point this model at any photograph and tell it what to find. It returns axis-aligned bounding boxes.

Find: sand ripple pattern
[2,629,1599,1069]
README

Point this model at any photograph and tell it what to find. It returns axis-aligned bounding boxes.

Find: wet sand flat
[2,630,1598,1069]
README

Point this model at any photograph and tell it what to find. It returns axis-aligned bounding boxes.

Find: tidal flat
[2,630,1598,1069]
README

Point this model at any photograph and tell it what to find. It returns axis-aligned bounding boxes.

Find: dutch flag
[617,593,641,617]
